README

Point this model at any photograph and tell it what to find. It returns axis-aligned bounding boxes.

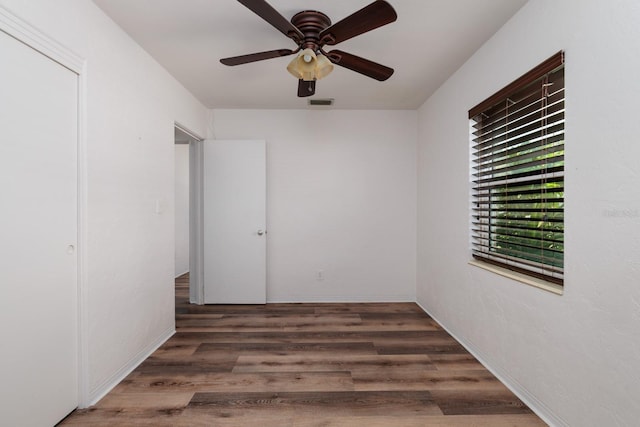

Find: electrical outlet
[317,270,324,281]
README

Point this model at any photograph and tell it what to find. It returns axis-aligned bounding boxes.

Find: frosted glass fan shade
[287,48,333,81]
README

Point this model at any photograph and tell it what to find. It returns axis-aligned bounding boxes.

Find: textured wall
[416,0,640,425]
[0,0,207,404]
[212,109,418,303]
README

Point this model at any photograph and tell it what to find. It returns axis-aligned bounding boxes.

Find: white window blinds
[469,52,565,285]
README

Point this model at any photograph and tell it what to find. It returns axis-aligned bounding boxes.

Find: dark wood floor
[61,274,546,426]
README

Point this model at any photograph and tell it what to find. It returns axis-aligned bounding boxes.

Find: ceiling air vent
[308,98,334,107]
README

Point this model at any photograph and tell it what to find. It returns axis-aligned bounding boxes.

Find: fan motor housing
[290,11,331,49]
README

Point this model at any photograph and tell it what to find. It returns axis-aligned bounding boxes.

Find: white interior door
[0,31,78,425]
[203,140,266,304]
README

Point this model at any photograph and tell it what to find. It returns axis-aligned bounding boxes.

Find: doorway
[174,125,201,305]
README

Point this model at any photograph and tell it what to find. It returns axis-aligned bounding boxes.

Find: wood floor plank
[176,313,224,319]
[429,353,488,371]
[181,305,315,314]
[176,304,315,316]
[291,414,547,427]
[312,302,425,314]
[352,369,510,392]
[149,342,199,359]
[118,371,355,393]
[178,312,438,333]
[233,354,437,373]
[375,342,470,355]
[429,389,534,415]
[372,334,469,355]
[171,415,296,427]
[93,392,194,409]
[59,274,547,426]
[60,412,183,427]
[195,341,378,355]
[358,311,433,320]
[186,390,443,417]
[169,329,447,344]
[283,318,440,332]
[133,359,238,375]
[183,312,362,330]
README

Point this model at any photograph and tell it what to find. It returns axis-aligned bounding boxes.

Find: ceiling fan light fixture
[287,48,315,79]
[287,48,333,81]
[221,0,397,97]
[314,53,334,80]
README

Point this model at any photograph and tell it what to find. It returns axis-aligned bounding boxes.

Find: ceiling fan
[220,0,397,97]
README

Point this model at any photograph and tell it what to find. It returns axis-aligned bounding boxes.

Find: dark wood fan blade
[237,0,304,42]
[220,49,295,66]
[326,50,394,81]
[297,79,316,97]
[319,0,397,46]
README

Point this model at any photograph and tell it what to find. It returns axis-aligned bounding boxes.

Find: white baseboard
[415,301,568,427]
[268,295,414,304]
[84,327,175,407]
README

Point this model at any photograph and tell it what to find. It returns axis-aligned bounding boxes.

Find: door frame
[189,138,205,304]
[0,5,89,408]
[173,123,205,305]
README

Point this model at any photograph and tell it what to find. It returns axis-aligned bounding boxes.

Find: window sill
[468,260,564,295]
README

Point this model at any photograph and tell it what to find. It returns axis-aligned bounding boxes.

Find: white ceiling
[92,0,528,110]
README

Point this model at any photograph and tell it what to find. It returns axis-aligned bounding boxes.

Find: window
[469,51,565,286]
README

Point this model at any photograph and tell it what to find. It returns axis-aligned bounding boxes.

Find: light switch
[155,199,164,214]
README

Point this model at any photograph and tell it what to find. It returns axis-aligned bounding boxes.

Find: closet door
[0,29,79,426]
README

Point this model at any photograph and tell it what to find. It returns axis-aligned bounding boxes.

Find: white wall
[416,0,640,426]
[0,0,207,405]
[174,144,190,277]
[212,109,417,302]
